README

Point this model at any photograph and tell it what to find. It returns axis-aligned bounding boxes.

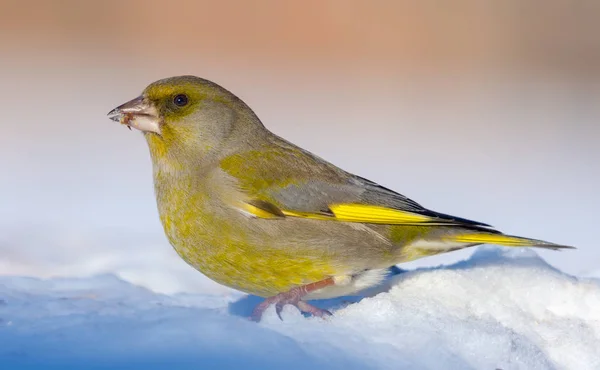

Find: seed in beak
[107,97,161,134]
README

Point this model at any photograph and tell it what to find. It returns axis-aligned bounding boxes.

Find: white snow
[1,247,598,370]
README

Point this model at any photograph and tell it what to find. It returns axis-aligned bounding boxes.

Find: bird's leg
[250,277,335,322]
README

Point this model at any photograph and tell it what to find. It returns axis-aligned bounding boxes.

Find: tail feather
[447,233,574,251]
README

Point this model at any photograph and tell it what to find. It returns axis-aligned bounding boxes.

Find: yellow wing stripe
[248,202,448,225]
[328,204,432,224]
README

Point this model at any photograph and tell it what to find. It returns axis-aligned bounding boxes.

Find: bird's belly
[172,238,337,297]
[157,192,395,297]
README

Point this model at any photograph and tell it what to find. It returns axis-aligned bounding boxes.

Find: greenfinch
[108,76,572,321]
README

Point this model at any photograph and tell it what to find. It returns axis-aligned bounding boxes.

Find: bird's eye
[173,94,189,107]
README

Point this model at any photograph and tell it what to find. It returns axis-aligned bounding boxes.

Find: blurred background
[1,0,598,294]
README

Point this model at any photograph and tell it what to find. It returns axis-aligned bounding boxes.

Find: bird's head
[108,76,262,161]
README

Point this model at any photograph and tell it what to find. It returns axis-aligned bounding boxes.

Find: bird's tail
[446,232,574,251]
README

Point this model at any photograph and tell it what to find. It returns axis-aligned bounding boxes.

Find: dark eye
[173,94,189,107]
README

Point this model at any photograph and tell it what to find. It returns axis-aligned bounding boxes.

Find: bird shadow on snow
[227,246,567,319]
[228,265,406,318]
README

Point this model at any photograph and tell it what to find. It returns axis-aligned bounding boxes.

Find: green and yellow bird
[108,76,572,321]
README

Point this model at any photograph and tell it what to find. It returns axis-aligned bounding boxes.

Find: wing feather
[221,144,493,229]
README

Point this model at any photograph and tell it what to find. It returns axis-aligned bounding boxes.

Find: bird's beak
[107,96,161,135]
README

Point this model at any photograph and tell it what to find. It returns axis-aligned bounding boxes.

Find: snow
[1,247,598,370]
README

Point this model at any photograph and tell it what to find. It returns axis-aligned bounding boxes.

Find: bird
[108,75,573,321]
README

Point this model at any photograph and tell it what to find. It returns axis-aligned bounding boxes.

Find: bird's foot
[250,278,334,322]
[296,301,332,318]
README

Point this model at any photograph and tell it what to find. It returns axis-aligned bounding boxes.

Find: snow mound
[1,247,598,370]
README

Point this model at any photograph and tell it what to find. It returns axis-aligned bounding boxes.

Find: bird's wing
[219,146,493,229]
